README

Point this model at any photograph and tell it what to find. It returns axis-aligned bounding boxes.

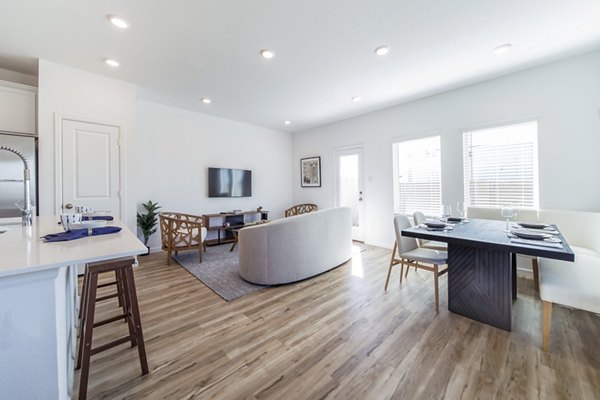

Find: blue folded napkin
[42,226,122,242]
[83,215,114,221]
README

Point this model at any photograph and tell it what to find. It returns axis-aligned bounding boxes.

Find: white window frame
[392,134,442,216]
[463,120,539,209]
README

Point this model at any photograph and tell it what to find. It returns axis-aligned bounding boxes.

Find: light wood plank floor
[77,244,600,399]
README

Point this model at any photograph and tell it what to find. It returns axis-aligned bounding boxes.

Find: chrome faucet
[0,146,32,226]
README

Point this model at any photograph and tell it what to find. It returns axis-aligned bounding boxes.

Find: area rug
[172,245,269,301]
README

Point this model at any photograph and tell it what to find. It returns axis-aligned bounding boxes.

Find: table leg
[230,230,238,252]
[512,253,517,301]
[447,243,513,331]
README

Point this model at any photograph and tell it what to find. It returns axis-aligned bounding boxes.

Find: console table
[203,210,269,246]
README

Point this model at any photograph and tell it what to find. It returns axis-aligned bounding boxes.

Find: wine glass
[501,205,514,232]
[456,202,466,221]
[441,204,451,222]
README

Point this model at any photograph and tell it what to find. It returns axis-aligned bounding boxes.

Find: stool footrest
[94,313,129,327]
[97,281,118,289]
[96,292,120,302]
[91,335,135,355]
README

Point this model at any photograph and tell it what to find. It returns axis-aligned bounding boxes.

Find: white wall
[37,60,138,230]
[136,99,293,249]
[292,50,600,248]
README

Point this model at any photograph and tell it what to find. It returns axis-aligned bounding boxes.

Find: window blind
[392,135,441,216]
[463,121,539,209]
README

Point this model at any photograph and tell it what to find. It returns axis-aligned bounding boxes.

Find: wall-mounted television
[208,167,252,197]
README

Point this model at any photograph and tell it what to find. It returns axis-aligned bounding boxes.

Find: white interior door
[335,146,365,242]
[60,119,121,216]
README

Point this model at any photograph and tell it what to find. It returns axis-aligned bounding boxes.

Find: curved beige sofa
[239,207,353,285]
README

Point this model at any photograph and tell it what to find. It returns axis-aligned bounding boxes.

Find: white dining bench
[537,209,600,351]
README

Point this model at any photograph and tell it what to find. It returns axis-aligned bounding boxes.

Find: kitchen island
[0,216,146,400]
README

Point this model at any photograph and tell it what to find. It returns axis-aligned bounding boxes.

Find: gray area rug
[172,245,269,301]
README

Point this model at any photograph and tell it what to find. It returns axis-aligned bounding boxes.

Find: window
[463,121,538,209]
[392,135,441,216]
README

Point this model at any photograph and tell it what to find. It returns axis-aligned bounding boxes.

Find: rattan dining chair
[385,214,448,313]
[285,203,318,217]
[159,212,207,265]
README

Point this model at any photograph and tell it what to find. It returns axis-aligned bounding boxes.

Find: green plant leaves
[137,200,161,245]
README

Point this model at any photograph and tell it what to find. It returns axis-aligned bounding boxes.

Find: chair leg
[166,250,172,266]
[399,262,404,284]
[78,271,99,400]
[434,265,440,314]
[542,300,553,352]
[124,265,149,375]
[120,268,138,347]
[78,265,89,320]
[76,269,92,369]
[198,245,203,263]
[384,241,397,291]
[533,258,539,292]
[404,260,419,278]
[116,269,128,322]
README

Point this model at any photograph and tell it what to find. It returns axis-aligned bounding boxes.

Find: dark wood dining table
[402,218,574,331]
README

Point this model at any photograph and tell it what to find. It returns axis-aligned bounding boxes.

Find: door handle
[358,197,363,201]
[64,203,73,209]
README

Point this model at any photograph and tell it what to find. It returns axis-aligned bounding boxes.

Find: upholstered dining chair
[159,212,207,265]
[385,214,448,313]
[413,211,448,251]
[285,203,318,217]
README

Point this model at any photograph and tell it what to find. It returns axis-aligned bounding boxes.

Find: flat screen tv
[208,167,252,197]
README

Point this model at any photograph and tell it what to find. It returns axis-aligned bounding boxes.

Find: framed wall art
[300,156,321,187]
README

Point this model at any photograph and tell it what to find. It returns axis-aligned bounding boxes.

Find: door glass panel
[339,154,359,227]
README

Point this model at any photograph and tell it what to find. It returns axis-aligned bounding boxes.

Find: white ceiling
[1,0,600,132]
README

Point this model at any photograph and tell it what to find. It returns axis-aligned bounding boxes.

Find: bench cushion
[539,251,600,314]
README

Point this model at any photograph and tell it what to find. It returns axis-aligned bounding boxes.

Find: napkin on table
[42,226,122,242]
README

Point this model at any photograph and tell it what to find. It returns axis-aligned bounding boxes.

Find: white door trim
[333,144,366,242]
[54,113,125,219]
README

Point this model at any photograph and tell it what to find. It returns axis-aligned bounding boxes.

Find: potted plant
[137,200,161,255]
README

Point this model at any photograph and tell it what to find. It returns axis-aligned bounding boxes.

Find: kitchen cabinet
[0,80,36,135]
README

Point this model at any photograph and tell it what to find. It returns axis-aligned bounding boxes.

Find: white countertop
[0,215,147,278]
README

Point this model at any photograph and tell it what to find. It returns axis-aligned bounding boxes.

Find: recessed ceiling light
[375,45,390,56]
[284,120,291,125]
[201,98,212,104]
[108,14,129,29]
[494,43,512,55]
[260,49,275,59]
[104,58,120,67]
[352,96,361,102]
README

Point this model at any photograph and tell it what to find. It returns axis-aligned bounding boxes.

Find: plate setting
[421,221,454,231]
[510,229,551,240]
[517,222,550,230]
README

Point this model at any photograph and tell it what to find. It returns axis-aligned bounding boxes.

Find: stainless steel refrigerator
[0,132,37,218]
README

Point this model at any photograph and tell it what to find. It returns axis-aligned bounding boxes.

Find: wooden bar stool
[76,257,149,400]
[78,267,126,322]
